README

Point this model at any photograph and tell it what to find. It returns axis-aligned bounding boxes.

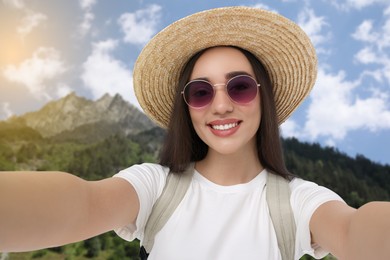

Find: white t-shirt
[114,163,344,260]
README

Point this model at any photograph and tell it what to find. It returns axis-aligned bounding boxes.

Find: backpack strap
[142,163,194,254]
[266,172,296,260]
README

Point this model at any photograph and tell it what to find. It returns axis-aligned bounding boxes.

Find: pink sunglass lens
[227,76,258,104]
[184,81,214,108]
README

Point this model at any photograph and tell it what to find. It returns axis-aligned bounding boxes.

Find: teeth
[211,122,238,130]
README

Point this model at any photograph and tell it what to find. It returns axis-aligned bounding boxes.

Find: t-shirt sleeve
[112,163,169,242]
[290,178,345,259]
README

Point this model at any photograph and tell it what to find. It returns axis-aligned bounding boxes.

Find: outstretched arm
[0,171,139,252]
[310,200,390,260]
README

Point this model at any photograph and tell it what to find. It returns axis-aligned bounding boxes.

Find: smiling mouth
[209,122,240,131]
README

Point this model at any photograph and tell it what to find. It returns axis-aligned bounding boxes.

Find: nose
[210,85,234,114]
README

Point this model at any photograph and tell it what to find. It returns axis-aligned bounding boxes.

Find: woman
[1,6,390,260]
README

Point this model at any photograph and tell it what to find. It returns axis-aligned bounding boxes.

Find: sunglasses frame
[181,74,261,109]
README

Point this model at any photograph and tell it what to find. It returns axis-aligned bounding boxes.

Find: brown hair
[159,46,293,180]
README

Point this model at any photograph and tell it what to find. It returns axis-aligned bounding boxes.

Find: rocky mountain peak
[96,93,114,109]
[17,93,155,138]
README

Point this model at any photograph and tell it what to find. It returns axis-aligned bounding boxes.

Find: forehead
[190,47,255,80]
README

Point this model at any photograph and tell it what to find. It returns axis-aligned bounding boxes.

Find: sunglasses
[181,74,260,109]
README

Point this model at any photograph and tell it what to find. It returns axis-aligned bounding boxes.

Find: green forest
[1,122,389,260]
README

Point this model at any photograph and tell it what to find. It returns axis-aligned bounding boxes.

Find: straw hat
[133,6,317,128]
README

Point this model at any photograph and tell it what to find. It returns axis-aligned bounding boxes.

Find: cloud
[17,11,47,38]
[118,4,162,45]
[79,12,95,36]
[81,39,140,109]
[352,20,379,43]
[2,0,25,9]
[280,120,301,138]
[286,68,390,141]
[80,0,96,10]
[297,8,330,48]
[0,102,13,120]
[78,0,97,36]
[251,3,279,13]
[355,47,382,64]
[55,83,73,98]
[352,11,390,84]
[2,47,67,100]
[2,0,47,38]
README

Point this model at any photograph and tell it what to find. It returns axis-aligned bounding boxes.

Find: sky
[1,0,390,166]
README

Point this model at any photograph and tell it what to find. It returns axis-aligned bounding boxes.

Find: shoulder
[114,163,170,203]
[289,177,345,258]
[289,177,343,203]
[289,177,344,217]
[114,163,170,185]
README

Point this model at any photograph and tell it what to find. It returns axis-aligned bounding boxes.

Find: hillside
[283,138,390,207]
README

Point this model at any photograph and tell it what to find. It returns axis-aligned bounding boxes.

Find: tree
[84,237,101,258]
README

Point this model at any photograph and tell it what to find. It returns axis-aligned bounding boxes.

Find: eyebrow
[226,71,252,79]
[192,71,252,82]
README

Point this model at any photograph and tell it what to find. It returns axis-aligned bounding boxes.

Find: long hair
[159,46,293,179]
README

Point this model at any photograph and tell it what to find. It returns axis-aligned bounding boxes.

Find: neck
[195,149,263,186]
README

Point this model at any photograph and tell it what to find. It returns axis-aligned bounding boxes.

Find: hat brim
[133,6,317,128]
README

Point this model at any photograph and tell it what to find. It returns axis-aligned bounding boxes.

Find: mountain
[6,92,156,142]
